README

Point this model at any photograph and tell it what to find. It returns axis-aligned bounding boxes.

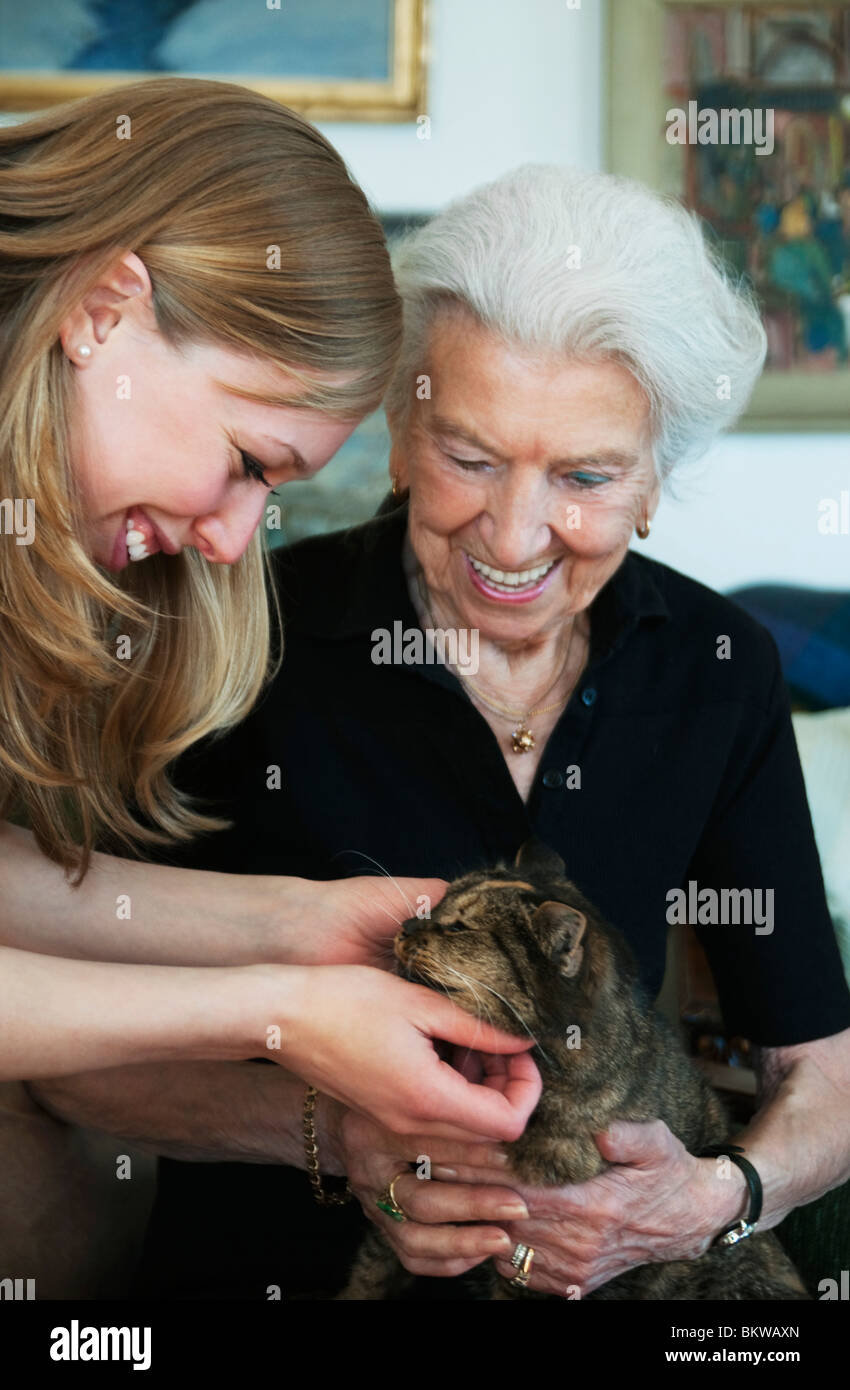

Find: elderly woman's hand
[338,1106,532,1278]
[458,1119,748,1296]
[342,1113,749,1295]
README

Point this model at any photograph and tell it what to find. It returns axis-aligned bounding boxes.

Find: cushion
[730,586,850,710]
[791,707,850,990]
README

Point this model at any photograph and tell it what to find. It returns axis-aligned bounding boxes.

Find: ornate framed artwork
[608,1,850,429]
[0,0,428,122]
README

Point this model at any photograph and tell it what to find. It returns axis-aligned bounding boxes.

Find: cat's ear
[514,839,566,880]
[532,901,587,979]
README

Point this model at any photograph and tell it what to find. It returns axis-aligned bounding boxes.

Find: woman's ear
[646,473,661,525]
[385,410,410,494]
[58,251,152,361]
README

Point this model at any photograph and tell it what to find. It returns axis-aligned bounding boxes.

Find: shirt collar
[277,498,671,660]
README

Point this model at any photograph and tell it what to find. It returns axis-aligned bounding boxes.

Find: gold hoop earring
[636,513,651,540]
[391,473,406,499]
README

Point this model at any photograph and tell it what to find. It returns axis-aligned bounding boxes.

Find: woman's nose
[191,487,270,565]
[479,476,552,565]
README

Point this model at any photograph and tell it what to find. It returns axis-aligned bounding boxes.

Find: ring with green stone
[376,1169,409,1222]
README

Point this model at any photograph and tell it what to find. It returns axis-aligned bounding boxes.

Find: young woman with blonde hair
[0,78,536,1184]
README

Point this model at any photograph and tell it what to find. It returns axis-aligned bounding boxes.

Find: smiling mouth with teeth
[125,513,156,562]
[466,552,558,593]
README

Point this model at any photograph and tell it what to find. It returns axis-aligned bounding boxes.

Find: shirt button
[581,687,597,707]
[542,769,564,788]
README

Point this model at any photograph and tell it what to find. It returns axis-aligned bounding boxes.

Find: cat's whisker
[408,955,495,1033]
[442,965,553,1066]
[346,885,404,930]
[331,850,416,918]
[438,964,493,1025]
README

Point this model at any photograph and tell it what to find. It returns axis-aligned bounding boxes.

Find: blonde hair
[0,76,401,883]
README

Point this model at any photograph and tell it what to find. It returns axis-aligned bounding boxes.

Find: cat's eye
[442,921,467,933]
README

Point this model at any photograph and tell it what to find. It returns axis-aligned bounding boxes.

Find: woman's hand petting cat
[261,966,542,1141]
[488,1118,751,1296]
[338,1104,536,1278]
[273,874,449,969]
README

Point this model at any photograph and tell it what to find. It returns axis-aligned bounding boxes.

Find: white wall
[318,0,849,594]
[643,435,850,593]
[317,0,604,214]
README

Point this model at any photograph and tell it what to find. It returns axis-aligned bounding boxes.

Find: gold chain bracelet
[302,1085,353,1206]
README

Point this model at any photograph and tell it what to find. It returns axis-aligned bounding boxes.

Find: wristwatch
[698,1143,763,1247]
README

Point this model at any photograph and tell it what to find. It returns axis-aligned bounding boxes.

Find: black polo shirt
[133,501,850,1300]
[167,500,850,1047]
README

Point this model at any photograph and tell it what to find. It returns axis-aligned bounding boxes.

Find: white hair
[385,164,767,484]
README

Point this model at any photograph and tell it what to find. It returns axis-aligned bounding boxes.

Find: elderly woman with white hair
[36,164,850,1300]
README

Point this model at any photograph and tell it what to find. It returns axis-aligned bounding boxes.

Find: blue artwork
[0,0,393,80]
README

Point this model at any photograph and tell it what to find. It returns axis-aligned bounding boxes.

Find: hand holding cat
[341,1113,749,1293]
[273,873,450,968]
[339,1100,539,1278]
[262,963,542,1141]
[489,1118,750,1296]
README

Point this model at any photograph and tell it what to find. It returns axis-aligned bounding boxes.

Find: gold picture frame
[0,0,428,124]
[607,0,850,430]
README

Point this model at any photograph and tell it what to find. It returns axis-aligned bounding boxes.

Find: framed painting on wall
[0,0,428,122]
[608,0,850,429]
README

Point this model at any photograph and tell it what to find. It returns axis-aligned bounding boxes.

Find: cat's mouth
[394,934,457,993]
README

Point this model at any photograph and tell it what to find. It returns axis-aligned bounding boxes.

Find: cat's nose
[400,917,425,937]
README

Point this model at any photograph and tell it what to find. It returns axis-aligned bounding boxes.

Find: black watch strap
[698,1143,763,1247]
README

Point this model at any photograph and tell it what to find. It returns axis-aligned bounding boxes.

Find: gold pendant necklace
[511,723,538,755]
[456,627,578,754]
[412,570,579,753]
[459,660,575,754]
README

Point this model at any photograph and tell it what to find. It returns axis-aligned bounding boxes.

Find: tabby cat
[340,842,808,1300]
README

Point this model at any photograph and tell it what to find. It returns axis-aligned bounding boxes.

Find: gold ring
[376,1167,410,1223]
[508,1244,535,1288]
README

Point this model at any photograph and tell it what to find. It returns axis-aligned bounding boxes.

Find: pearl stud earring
[77,344,92,358]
